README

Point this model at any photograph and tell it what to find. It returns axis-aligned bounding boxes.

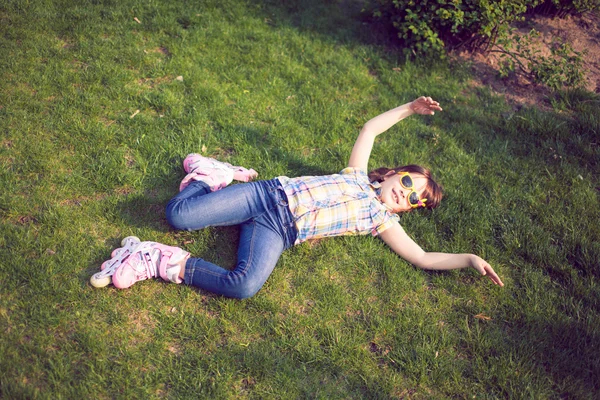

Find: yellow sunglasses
[398,172,427,208]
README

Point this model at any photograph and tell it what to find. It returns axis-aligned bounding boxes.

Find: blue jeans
[165,178,298,299]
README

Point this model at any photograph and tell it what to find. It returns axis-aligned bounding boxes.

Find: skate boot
[91,236,141,288]
[179,154,258,192]
[111,241,190,289]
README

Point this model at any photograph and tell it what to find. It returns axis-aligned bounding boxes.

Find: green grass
[1,0,599,398]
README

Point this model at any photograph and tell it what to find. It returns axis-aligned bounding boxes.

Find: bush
[366,0,542,56]
[365,0,598,56]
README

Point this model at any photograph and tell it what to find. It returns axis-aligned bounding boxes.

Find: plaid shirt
[278,167,399,244]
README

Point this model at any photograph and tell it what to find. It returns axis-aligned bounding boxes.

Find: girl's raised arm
[348,97,442,170]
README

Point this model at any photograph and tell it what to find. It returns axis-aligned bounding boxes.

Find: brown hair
[368,165,443,209]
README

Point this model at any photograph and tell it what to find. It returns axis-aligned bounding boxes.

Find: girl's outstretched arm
[379,223,504,286]
[348,97,442,170]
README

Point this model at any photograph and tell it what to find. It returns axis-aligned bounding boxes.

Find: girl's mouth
[392,189,399,204]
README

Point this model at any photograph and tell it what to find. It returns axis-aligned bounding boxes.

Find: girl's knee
[234,285,261,299]
[230,279,263,299]
[165,198,192,230]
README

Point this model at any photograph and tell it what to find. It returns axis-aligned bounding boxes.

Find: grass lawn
[1,0,599,398]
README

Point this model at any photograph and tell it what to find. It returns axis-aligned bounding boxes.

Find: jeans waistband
[264,178,297,248]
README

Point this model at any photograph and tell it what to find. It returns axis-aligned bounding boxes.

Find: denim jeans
[165,178,298,299]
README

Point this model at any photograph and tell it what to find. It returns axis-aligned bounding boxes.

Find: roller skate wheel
[110,247,121,258]
[90,272,111,288]
[100,260,111,271]
[121,236,140,247]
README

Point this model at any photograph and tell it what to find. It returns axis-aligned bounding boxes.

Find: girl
[100,97,504,298]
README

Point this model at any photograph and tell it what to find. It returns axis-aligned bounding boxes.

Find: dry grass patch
[54,37,73,50]
[125,309,157,346]
[167,343,182,355]
[137,75,176,89]
[98,116,116,127]
[57,186,134,208]
[146,47,171,56]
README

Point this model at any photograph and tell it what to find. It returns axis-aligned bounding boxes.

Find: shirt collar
[369,181,395,212]
[369,180,382,189]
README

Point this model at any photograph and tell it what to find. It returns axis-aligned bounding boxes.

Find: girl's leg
[167,154,261,229]
[169,179,298,298]
[184,218,286,299]
[166,180,267,230]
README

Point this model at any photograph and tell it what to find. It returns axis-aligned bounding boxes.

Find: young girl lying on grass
[95,96,504,297]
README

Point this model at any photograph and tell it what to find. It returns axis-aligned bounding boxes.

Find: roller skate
[90,236,141,288]
[179,154,258,192]
[111,241,190,289]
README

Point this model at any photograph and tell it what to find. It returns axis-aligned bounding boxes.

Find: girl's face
[379,172,427,213]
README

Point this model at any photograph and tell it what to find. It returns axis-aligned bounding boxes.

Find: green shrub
[365,0,598,57]
[365,0,542,57]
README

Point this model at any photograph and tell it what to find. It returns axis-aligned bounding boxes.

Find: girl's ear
[382,170,396,181]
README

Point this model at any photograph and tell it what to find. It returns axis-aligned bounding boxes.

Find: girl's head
[369,165,443,213]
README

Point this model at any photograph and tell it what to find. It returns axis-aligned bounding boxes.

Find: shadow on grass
[510,315,600,395]
[231,124,333,176]
[237,0,399,53]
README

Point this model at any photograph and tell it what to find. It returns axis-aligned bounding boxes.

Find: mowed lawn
[1,0,599,398]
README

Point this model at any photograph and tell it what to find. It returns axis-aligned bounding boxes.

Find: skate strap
[232,167,258,182]
[140,250,158,279]
[158,250,173,281]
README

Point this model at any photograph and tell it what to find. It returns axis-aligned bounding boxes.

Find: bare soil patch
[453,12,600,108]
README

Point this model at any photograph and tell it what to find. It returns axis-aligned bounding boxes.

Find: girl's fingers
[475,260,504,287]
[413,97,442,114]
[484,265,504,286]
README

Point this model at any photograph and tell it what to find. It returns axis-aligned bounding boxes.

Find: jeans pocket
[269,184,289,207]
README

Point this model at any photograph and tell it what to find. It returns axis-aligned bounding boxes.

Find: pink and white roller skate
[90,236,141,288]
[111,241,190,289]
[179,154,258,192]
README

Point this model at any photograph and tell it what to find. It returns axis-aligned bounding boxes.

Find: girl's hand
[470,255,504,286]
[410,96,443,115]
